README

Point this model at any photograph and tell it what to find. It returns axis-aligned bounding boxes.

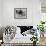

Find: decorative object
[17,26,33,34]
[37,21,46,37]
[3,26,16,43]
[14,8,27,19]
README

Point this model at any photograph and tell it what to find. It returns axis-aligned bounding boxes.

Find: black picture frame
[14,8,27,19]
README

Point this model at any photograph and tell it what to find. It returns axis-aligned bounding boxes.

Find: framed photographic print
[14,8,27,19]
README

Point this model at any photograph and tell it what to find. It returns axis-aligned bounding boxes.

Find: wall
[1,0,41,27]
[32,0,41,28]
[0,0,3,27]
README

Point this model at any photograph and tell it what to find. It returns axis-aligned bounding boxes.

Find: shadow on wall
[0,27,5,40]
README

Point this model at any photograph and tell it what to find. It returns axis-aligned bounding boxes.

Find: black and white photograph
[14,8,27,19]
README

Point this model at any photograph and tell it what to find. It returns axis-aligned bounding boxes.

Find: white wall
[32,0,41,28]
[1,0,41,27]
[0,0,3,26]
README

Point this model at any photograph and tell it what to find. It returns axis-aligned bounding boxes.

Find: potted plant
[37,21,45,37]
[31,36,38,46]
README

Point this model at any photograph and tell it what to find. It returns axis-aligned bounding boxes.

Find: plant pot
[33,41,36,46]
[40,32,44,37]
